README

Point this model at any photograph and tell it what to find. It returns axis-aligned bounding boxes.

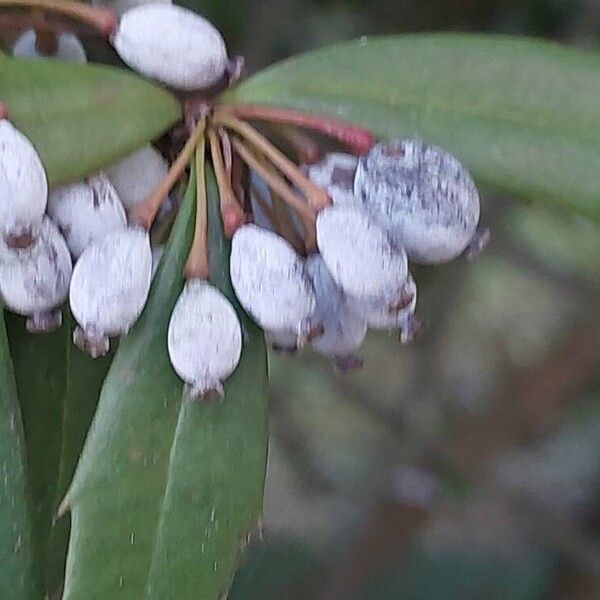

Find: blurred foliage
[212,1,600,598]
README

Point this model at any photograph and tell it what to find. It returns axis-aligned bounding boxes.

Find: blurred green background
[199,1,599,598]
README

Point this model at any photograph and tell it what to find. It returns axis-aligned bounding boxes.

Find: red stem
[221,104,376,155]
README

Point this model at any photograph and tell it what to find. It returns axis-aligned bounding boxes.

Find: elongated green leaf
[5,313,67,594]
[62,178,195,599]
[5,312,113,597]
[0,56,181,185]
[224,34,600,220]
[64,168,268,599]
[0,313,37,599]
[147,170,268,599]
[46,317,114,598]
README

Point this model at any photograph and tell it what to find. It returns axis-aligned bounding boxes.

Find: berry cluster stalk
[207,128,245,238]
[214,112,330,212]
[129,119,207,231]
[230,136,317,251]
[218,104,376,155]
[184,136,209,280]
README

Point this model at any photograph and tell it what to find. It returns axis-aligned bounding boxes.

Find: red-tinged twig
[207,128,245,238]
[0,0,117,36]
[185,136,210,280]
[129,119,206,231]
[219,103,376,155]
[231,136,317,252]
[213,111,330,212]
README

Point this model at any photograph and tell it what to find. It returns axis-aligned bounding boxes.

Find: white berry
[12,29,87,63]
[0,217,72,332]
[112,4,228,90]
[316,205,408,302]
[305,153,360,207]
[354,139,480,264]
[47,173,127,258]
[104,145,168,209]
[69,227,152,357]
[305,253,367,359]
[353,274,417,330]
[0,120,47,244]
[168,280,242,398]
[230,224,315,338]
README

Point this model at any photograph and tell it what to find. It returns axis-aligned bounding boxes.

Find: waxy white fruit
[0,217,72,332]
[354,139,481,264]
[69,227,152,357]
[305,153,360,207]
[230,224,316,338]
[354,274,417,329]
[0,120,47,244]
[306,254,367,364]
[112,4,228,90]
[104,146,168,209]
[12,29,87,63]
[168,280,242,398]
[47,173,127,258]
[316,205,408,302]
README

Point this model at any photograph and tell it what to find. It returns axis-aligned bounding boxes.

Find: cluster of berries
[228,142,485,374]
[1,2,487,399]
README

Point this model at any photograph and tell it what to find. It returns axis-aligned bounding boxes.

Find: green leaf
[5,313,68,594]
[224,34,600,221]
[0,55,181,185]
[47,317,115,598]
[63,169,268,599]
[5,312,113,597]
[0,313,37,599]
[147,170,269,599]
